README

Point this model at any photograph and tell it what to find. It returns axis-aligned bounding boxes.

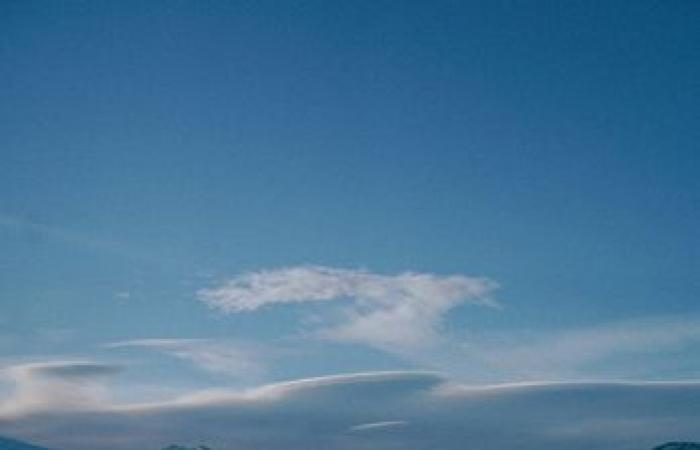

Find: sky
[0,1,699,449]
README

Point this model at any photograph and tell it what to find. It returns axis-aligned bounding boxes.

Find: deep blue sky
[1,0,699,392]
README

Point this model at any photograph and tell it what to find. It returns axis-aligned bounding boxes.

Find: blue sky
[0,1,699,448]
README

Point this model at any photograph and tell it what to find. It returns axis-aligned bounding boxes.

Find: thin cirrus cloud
[105,338,265,378]
[0,213,166,265]
[349,420,409,432]
[0,365,699,450]
[460,315,700,380]
[197,266,498,354]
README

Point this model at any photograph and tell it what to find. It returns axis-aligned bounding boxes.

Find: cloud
[195,267,700,379]
[115,291,131,301]
[0,370,699,450]
[349,420,408,432]
[0,213,168,265]
[459,316,700,380]
[0,361,121,418]
[105,339,265,378]
[198,266,497,354]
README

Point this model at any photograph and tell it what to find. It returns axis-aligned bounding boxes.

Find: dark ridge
[0,436,50,450]
[653,443,700,450]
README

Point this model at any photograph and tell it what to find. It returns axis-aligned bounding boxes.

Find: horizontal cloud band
[1,366,699,450]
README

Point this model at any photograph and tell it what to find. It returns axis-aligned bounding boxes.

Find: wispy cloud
[105,339,265,379]
[195,266,700,381]
[1,369,699,450]
[198,266,498,354]
[349,420,408,432]
[459,316,700,380]
[0,361,121,418]
[0,213,167,265]
[114,291,131,301]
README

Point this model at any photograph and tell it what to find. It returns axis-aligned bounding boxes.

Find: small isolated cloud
[115,291,131,301]
[349,420,408,432]
[105,339,265,378]
[198,266,497,354]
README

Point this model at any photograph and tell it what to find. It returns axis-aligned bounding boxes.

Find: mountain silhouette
[0,435,697,450]
[0,436,50,450]
[653,444,700,450]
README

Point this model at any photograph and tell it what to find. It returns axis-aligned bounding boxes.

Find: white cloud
[349,420,408,432]
[0,369,699,450]
[460,316,700,380]
[115,291,131,301]
[197,266,497,354]
[0,361,120,418]
[105,339,265,378]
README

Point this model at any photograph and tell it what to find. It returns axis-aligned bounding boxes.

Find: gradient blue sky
[1,2,700,446]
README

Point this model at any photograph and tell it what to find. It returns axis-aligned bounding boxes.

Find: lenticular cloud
[1,369,699,450]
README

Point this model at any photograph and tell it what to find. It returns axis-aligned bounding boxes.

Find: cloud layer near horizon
[0,365,698,450]
[0,361,120,418]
